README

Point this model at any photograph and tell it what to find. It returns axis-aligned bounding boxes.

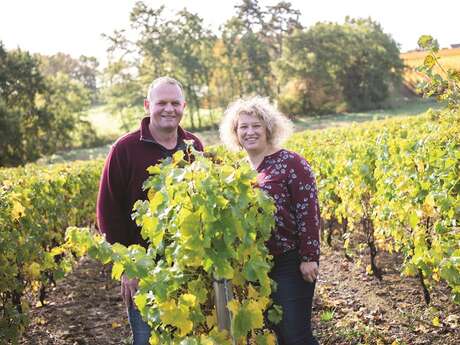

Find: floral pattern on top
[256,149,321,262]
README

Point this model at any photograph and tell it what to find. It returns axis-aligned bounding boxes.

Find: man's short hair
[147,76,184,99]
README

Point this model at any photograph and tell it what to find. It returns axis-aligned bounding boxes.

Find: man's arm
[96,144,130,245]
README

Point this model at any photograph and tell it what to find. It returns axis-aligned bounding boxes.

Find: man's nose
[164,103,174,112]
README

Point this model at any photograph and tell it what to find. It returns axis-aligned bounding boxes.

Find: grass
[291,97,441,132]
[36,145,111,165]
[319,309,335,322]
[83,104,124,141]
[181,107,223,130]
[37,97,441,164]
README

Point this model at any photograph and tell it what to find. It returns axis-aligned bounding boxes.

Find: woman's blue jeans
[269,250,319,345]
[127,303,151,345]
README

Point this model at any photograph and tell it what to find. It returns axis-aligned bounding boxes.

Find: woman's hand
[299,261,319,283]
[121,274,139,308]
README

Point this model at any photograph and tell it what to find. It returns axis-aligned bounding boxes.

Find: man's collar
[139,116,186,144]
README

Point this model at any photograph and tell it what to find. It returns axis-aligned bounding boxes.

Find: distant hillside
[400,47,460,93]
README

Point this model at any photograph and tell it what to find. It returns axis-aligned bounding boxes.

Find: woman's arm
[287,154,321,264]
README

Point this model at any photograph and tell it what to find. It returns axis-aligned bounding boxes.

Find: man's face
[144,83,186,132]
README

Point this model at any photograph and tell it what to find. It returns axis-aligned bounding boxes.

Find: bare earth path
[20,246,459,345]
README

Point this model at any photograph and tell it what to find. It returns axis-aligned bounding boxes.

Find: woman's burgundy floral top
[256,149,321,262]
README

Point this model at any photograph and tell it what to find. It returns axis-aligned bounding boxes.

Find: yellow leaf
[177,318,193,337]
[416,160,425,173]
[180,293,197,307]
[266,333,277,345]
[11,199,25,220]
[50,246,66,256]
[149,334,159,345]
[226,300,240,315]
[173,150,185,164]
[147,188,156,200]
[206,309,217,328]
[159,300,193,337]
[111,322,121,329]
[366,264,373,275]
[141,215,160,245]
[246,300,264,329]
[24,262,41,280]
[111,261,124,280]
[432,316,441,327]
[37,317,47,325]
[247,284,259,300]
[422,194,436,217]
[147,165,161,175]
[424,55,436,69]
[232,270,245,287]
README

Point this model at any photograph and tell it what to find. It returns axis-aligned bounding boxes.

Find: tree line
[1,0,404,166]
[104,0,403,127]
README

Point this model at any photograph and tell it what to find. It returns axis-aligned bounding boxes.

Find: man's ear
[183,101,187,110]
[144,99,150,113]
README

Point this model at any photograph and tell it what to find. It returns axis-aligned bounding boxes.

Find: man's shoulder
[112,128,141,149]
[182,129,201,141]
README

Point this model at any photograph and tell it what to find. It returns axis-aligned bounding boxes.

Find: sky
[1,0,459,67]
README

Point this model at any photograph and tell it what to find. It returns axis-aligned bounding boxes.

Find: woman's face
[236,113,269,154]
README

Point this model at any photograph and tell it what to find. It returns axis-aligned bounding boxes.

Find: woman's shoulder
[278,150,317,180]
[277,149,309,165]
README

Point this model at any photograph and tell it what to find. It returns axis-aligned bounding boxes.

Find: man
[96,77,204,345]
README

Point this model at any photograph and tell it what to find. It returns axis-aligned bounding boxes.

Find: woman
[220,96,320,345]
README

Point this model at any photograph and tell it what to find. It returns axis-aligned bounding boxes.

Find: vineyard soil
[20,247,459,345]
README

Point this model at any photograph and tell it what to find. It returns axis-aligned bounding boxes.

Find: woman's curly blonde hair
[219,96,294,151]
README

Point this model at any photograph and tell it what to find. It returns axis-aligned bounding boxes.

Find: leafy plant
[416,35,460,111]
[63,148,279,344]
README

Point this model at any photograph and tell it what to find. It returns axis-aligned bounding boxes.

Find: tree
[338,18,403,111]
[163,9,217,128]
[103,3,217,129]
[275,18,403,114]
[0,43,50,165]
[101,58,144,131]
[264,2,303,96]
[0,43,95,166]
[275,23,347,114]
[264,2,302,62]
[219,0,272,99]
[36,53,100,104]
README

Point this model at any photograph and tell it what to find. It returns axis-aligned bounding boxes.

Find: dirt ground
[20,245,459,345]
[19,258,131,345]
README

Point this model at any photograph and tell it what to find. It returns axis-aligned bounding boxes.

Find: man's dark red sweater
[96,117,204,247]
